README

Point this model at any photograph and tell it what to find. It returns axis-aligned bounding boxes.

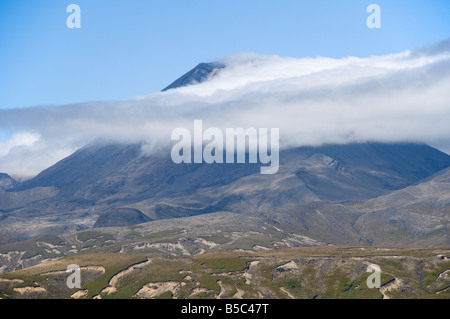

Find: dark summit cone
[162,62,225,91]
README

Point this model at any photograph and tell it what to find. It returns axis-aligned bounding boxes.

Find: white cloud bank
[1,39,450,177]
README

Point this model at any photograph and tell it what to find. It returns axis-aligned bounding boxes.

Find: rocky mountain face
[93,207,151,228]
[161,62,224,91]
[273,166,450,248]
[0,173,17,191]
[1,141,449,248]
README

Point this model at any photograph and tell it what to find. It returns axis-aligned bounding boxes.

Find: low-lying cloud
[1,39,450,178]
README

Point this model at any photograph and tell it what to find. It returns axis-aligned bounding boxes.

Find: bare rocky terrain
[1,142,449,246]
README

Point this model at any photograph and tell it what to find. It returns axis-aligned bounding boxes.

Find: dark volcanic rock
[3,141,450,246]
[11,142,450,212]
[162,62,224,91]
[94,208,151,228]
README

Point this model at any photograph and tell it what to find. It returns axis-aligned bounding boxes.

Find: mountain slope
[161,62,224,91]
[1,141,450,245]
[15,142,450,201]
[365,167,450,209]
[0,173,17,191]
[276,167,450,247]
[0,145,449,274]
[350,167,450,246]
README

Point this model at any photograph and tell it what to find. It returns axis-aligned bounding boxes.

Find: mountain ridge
[0,173,17,191]
[1,141,450,247]
[161,62,225,91]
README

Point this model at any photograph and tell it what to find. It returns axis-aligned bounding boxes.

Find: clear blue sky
[0,0,449,109]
